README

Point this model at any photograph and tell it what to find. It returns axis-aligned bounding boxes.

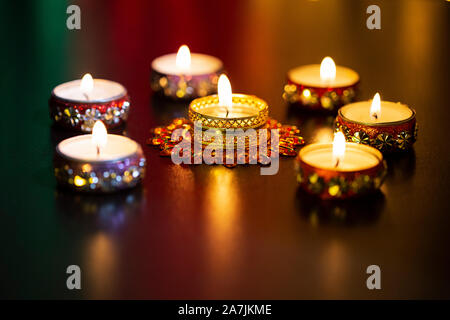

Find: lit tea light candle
[283,56,359,111]
[188,74,269,129]
[296,132,386,199]
[54,121,146,193]
[335,92,417,152]
[49,73,130,132]
[151,44,223,99]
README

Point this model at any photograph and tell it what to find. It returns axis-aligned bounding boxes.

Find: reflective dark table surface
[1,0,450,299]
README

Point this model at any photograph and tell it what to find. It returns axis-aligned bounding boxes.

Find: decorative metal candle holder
[54,137,146,193]
[149,117,304,167]
[49,91,130,133]
[296,143,387,200]
[283,80,358,112]
[335,107,417,153]
[151,69,222,100]
[188,94,269,130]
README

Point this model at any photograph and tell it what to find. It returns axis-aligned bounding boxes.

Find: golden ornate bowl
[189,94,269,130]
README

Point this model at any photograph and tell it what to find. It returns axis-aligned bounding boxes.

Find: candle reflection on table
[203,167,243,290]
[84,232,118,299]
[54,187,144,230]
[54,187,145,298]
[295,189,385,226]
[320,240,348,297]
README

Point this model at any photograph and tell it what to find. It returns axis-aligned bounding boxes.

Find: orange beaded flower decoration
[148,118,304,168]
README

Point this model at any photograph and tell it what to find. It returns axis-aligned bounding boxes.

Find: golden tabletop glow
[320,56,336,82]
[175,45,191,71]
[332,131,346,167]
[370,92,381,120]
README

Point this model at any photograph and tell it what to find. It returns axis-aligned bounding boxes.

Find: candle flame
[370,92,381,120]
[332,131,346,168]
[80,73,94,95]
[176,45,191,71]
[320,56,336,82]
[218,74,232,110]
[92,120,107,154]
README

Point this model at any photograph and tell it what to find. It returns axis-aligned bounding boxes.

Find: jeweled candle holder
[151,50,223,100]
[335,103,417,152]
[149,117,304,167]
[283,81,358,111]
[188,94,269,130]
[296,143,386,200]
[151,69,222,100]
[49,80,130,133]
[149,74,304,167]
[54,135,146,193]
[283,62,359,112]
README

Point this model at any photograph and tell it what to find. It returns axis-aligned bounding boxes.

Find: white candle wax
[53,79,126,103]
[199,104,259,119]
[57,134,138,162]
[340,101,413,124]
[152,53,223,76]
[301,143,380,171]
[288,64,359,88]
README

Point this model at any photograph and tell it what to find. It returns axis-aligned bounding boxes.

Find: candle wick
[84,93,90,101]
[372,113,378,120]
[334,159,340,168]
[96,146,100,157]
[225,108,229,118]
